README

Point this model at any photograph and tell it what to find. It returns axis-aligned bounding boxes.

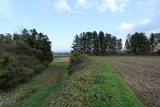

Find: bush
[0,52,48,90]
[32,64,46,73]
[0,53,18,89]
[0,29,53,90]
[68,52,92,74]
[0,52,47,90]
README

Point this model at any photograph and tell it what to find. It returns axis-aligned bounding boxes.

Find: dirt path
[97,56,160,107]
[31,56,70,86]
[31,66,65,86]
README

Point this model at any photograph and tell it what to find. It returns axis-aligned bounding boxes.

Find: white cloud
[98,0,128,13]
[75,0,98,8]
[98,0,117,12]
[117,18,154,34]
[131,0,160,34]
[0,0,12,16]
[133,18,160,34]
[140,19,150,25]
[77,0,88,7]
[54,0,72,12]
[118,22,134,31]
[119,0,128,12]
[118,17,159,35]
[52,0,129,13]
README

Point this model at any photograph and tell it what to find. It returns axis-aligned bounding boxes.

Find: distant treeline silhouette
[72,31,160,55]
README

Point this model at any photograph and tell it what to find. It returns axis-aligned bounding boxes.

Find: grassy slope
[91,61,143,107]
[2,62,68,107]
[53,55,144,107]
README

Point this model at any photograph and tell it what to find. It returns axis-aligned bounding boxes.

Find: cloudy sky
[0,0,159,52]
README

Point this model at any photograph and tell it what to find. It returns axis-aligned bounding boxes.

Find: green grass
[18,62,68,107]
[91,61,144,107]
[50,61,69,66]
[2,62,69,107]
[53,55,144,107]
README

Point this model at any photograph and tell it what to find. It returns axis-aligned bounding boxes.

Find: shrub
[68,52,92,74]
[0,53,18,89]
[0,28,53,90]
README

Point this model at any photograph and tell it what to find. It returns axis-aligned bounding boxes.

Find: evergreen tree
[126,32,150,55]
[117,39,122,52]
[72,31,122,55]
[149,33,156,54]
[150,33,160,55]
[110,36,117,54]
[93,31,98,55]
[99,31,105,55]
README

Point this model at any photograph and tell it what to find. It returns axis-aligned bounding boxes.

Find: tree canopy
[0,28,53,90]
[72,31,122,55]
[125,32,160,55]
[72,31,160,56]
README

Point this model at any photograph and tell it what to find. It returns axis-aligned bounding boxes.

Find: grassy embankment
[1,61,69,107]
[52,54,144,107]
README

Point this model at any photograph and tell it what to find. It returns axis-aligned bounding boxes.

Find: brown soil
[31,66,66,86]
[97,56,160,107]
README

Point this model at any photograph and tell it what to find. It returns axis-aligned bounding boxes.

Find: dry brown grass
[54,55,70,62]
[54,57,70,62]
[97,56,160,107]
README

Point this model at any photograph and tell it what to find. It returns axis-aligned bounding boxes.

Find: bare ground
[31,56,69,86]
[97,56,160,107]
[31,66,65,86]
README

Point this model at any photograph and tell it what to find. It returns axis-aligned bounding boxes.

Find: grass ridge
[52,55,144,107]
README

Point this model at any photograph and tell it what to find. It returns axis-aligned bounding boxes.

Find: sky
[0,0,160,52]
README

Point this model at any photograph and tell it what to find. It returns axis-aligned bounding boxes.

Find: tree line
[72,31,160,55]
[0,28,53,90]
[72,31,122,55]
[125,32,160,55]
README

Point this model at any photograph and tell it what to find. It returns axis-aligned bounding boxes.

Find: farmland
[97,56,160,107]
